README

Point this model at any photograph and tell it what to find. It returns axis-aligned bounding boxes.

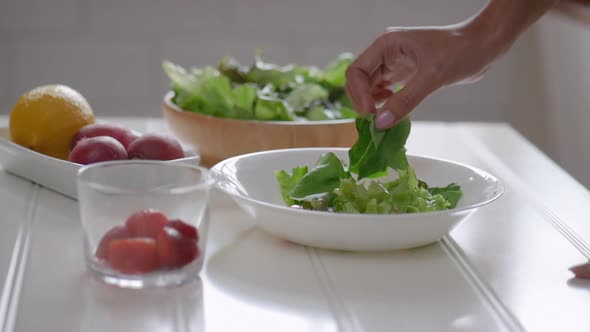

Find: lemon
[9,85,95,160]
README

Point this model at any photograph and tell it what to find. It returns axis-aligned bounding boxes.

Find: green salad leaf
[275,166,309,205]
[337,106,357,119]
[217,55,248,83]
[428,183,463,209]
[274,112,464,214]
[305,106,331,121]
[331,167,452,214]
[348,116,410,179]
[321,52,354,87]
[244,49,299,89]
[284,84,329,114]
[231,84,257,119]
[254,95,293,121]
[288,152,350,201]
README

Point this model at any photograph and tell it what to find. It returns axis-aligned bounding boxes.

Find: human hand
[345,26,496,129]
[570,261,590,279]
[345,0,558,129]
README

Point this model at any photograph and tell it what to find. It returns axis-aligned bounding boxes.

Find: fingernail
[569,262,590,279]
[375,110,395,129]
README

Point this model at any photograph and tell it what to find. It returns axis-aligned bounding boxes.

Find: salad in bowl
[212,115,503,251]
[275,116,462,214]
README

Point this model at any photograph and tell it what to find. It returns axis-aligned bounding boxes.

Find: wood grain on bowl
[162,92,357,167]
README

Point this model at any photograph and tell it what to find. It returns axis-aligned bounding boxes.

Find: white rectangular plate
[0,128,200,199]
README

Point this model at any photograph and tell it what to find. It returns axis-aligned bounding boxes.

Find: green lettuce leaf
[322,52,354,87]
[288,152,350,201]
[164,52,359,122]
[428,184,463,209]
[163,60,200,94]
[305,106,344,121]
[336,106,357,119]
[284,84,329,113]
[294,66,323,84]
[347,116,374,174]
[348,116,411,179]
[274,112,464,213]
[385,168,449,213]
[244,50,299,88]
[217,55,248,83]
[254,95,293,121]
[163,62,235,117]
[275,166,309,205]
[232,84,257,119]
[332,169,451,214]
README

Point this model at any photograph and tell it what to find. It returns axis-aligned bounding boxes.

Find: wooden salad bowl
[162,92,357,168]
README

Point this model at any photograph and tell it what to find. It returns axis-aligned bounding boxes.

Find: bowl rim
[162,91,356,126]
[211,147,505,220]
[78,160,215,195]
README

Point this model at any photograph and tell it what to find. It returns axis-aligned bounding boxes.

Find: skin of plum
[72,123,141,149]
[68,136,128,164]
[127,134,184,161]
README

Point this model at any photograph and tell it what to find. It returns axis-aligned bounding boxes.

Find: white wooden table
[0,117,588,332]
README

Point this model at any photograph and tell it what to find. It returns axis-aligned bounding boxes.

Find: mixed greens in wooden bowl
[163,51,356,122]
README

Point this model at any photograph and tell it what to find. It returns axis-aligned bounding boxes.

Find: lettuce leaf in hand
[348,116,411,179]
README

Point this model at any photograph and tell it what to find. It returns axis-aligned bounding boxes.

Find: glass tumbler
[77,161,213,288]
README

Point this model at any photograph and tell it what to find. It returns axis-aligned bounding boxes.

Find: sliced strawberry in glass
[107,238,159,274]
[156,226,198,268]
[167,219,199,241]
[125,208,168,238]
[95,225,130,259]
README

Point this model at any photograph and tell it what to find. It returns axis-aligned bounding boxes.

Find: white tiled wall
[0,0,588,186]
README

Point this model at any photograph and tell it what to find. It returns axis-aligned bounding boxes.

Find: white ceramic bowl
[211,148,503,251]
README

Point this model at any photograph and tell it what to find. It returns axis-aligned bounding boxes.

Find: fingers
[374,71,438,130]
[372,89,393,103]
[345,66,376,114]
[569,262,590,279]
[345,38,389,114]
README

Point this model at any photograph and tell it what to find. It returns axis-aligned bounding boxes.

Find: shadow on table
[567,277,590,290]
[79,275,204,332]
[205,228,335,317]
